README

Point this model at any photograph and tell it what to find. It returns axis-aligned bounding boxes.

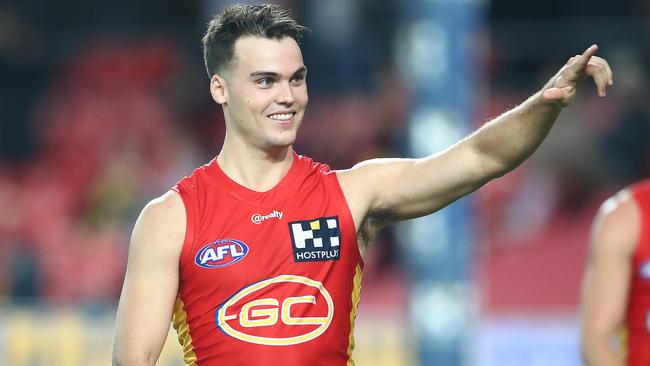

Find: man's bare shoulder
[591,189,640,257]
[138,191,185,227]
[142,190,185,216]
[131,190,186,255]
[336,158,412,179]
[335,158,412,204]
[335,158,411,216]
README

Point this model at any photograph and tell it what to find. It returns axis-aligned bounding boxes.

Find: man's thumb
[543,86,573,101]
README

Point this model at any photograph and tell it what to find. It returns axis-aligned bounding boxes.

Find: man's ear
[210,74,228,104]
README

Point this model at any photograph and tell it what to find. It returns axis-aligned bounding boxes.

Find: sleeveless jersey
[171,153,364,366]
[625,180,650,365]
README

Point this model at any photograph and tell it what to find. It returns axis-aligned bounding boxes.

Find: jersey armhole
[630,188,648,265]
[172,184,197,273]
[331,171,364,269]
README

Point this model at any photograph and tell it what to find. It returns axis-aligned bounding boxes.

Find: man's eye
[291,76,305,85]
[258,78,273,87]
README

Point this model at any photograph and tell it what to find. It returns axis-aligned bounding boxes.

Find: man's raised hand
[542,44,613,106]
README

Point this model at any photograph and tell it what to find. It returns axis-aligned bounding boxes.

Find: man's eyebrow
[249,66,307,79]
[292,66,308,77]
[249,71,279,79]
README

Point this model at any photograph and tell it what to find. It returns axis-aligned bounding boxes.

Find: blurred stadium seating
[0,0,648,365]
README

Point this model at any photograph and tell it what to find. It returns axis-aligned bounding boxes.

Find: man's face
[217,36,308,151]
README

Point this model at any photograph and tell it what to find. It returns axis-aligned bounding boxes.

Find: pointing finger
[569,44,599,71]
[567,55,580,66]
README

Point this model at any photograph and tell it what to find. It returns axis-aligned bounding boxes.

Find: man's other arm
[580,190,638,366]
[338,45,612,230]
[112,191,186,366]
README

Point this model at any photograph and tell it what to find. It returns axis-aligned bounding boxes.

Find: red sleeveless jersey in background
[171,153,363,366]
[625,180,650,365]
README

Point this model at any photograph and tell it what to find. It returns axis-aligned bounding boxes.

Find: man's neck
[216,140,295,192]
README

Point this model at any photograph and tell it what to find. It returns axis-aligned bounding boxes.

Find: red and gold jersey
[625,180,650,366]
[171,153,363,366]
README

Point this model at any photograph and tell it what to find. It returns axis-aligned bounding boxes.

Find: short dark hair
[202,4,309,78]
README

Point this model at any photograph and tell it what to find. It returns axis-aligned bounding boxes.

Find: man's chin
[265,137,296,152]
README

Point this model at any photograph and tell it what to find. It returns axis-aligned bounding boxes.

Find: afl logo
[216,275,333,346]
[195,239,249,269]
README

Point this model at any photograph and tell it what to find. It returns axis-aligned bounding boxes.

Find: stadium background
[0,0,647,365]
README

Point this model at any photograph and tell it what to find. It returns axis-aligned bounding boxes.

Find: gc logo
[216,275,333,346]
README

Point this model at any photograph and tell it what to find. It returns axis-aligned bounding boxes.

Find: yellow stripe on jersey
[618,326,628,359]
[347,264,363,366]
[172,298,198,366]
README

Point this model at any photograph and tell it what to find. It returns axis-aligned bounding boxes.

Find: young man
[112,4,613,366]
[581,180,650,366]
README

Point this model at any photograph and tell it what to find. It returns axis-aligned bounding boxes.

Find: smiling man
[112,4,613,366]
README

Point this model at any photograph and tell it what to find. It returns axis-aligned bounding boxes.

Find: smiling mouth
[267,112,296,122]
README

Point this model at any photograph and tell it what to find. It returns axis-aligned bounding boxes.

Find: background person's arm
[112,191,186,366]
[338,45,612,234]
[580,191,638,366]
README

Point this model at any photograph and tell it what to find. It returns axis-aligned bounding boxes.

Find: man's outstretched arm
[580,190,638,366]
[338,44,613,229]
[112,191,186,366]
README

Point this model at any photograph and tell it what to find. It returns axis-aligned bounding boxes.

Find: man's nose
[275,82,295,105]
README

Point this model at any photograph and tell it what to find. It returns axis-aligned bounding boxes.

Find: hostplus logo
[288,216,340,262]
[251,210,283,224]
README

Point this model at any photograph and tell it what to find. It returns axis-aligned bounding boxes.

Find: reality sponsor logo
[251,210,283,224]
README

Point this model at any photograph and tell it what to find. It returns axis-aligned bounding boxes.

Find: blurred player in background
[581,180,650,366]
[112,4,612,366]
